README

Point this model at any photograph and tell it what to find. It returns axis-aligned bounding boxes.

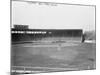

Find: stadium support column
[82,34,85,43]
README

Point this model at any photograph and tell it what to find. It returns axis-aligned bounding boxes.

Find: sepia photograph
[11,0,96,75]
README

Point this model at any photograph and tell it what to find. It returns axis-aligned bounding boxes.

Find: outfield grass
[11,42,96,73]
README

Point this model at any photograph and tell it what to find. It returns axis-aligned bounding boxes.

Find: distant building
[14,25,29,29]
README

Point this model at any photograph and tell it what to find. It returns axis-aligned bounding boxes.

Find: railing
[11,66,45,74]
[11,66,79,74]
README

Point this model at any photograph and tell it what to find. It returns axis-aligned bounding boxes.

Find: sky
[12,0,95,31]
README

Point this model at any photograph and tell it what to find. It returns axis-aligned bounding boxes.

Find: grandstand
[11,25,83,43]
